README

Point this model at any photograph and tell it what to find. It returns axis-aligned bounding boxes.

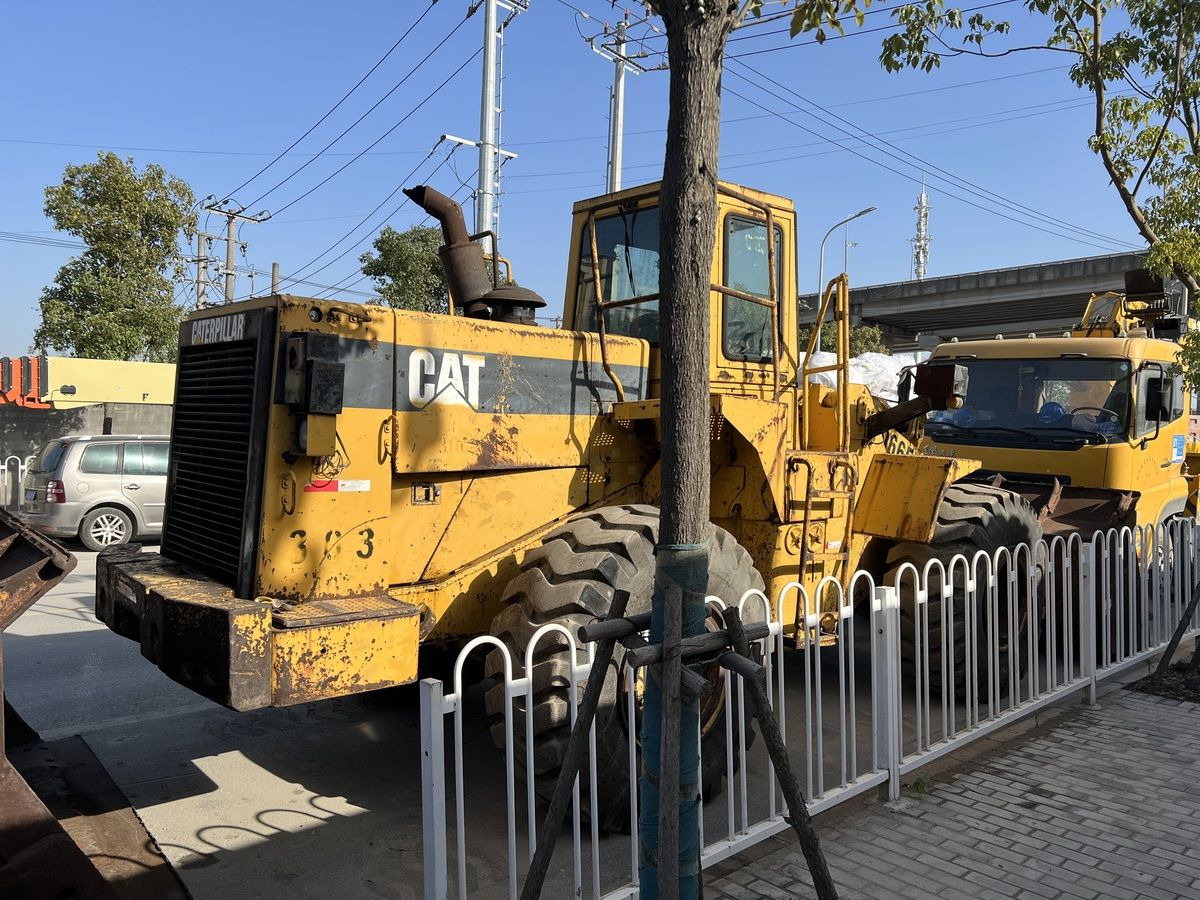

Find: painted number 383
[290,527,375,560]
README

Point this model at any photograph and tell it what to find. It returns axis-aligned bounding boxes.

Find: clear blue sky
[0,0,1145,356]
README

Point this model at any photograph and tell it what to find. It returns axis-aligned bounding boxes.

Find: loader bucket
[995,478,1137,538]
[0,507,76,631]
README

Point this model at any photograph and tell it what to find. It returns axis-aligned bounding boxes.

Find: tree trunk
[639,4,736,899]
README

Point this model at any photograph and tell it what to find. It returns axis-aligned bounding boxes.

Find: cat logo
[191,313,246,345]
[408,349,485,410]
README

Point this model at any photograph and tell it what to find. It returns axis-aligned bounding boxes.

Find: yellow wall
[43,357,175,408]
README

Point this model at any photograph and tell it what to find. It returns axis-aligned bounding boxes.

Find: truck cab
[921,332,1190,533]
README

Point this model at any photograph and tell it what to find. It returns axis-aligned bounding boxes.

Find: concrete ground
[3,550,434,899]
[706,685,1200,899]
[6,549,1196,899]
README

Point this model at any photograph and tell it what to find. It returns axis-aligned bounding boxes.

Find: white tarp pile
[805,351,927,404]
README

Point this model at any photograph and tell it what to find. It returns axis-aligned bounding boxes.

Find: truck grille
[162,340,259,589]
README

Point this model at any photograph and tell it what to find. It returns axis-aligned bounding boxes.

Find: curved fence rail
[0,455,34,509]
[421,520,1200,899]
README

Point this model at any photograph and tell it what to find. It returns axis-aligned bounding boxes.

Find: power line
[722,77,1135,253]
[725,0,1020,60]
[239,6,480,212]
[267,48,481,219]
[0,65,1071,160]
[277,146,458,291]
[728,60,1135,249]
[0,231,86,250]
[279,139,448,285]
[497,93,1105,180]
[221,3,440,202]
[316,162,482,300]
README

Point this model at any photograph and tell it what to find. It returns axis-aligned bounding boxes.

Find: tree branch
[1134,10,1189,199]
[1087,2,1160,250]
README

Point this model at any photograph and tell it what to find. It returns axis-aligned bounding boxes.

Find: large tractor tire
[884,483,1042,697]
[485,504,764,833]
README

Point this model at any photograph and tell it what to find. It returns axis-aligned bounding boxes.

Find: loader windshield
[925,357,1133,449]
[577,205,662,342]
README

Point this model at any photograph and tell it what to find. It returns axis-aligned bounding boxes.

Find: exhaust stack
[403,185,546,324]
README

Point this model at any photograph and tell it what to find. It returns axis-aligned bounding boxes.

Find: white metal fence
[0,454,34,509]
[420,519,1200,899]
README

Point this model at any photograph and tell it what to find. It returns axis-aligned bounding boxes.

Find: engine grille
[162,340,259,588]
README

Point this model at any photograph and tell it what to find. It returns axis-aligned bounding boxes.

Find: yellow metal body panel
[856,454,981,543]
[271,612,420,705]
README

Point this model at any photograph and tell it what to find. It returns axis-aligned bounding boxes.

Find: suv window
[79,443,121,475]
[124,442,169,476]
[34,441,69,474]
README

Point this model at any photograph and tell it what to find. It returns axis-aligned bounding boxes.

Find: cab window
[576,205,661,342]
[79,443,121,475]
[722,215,782,362]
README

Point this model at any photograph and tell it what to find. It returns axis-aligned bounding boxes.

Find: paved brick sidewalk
[707,689,1200,899]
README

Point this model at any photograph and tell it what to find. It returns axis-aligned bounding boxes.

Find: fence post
[872,585,901,801]
[421,678,449,900]
[1078,546,1100,710]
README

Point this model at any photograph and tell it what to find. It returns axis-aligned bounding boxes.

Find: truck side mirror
[913,362,969,409]
[897,368,913,404]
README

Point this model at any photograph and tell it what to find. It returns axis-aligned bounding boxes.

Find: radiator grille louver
[162,340,258,587]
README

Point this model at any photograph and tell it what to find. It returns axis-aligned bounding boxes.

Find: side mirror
[913,362,969,408]
[897,368,914,404]
[1142,361,1166,442]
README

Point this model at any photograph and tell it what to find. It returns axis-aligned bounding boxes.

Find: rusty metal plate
[0,508,77,632]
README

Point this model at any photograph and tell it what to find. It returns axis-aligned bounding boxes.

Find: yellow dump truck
[96,180,1039,827]
[919,272,1197,535]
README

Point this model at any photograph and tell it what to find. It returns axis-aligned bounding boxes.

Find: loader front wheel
[485,504,764,833]
[884,483,1042,698]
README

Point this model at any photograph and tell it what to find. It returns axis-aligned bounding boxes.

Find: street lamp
[806,207,876,360]
[818,206,876,298]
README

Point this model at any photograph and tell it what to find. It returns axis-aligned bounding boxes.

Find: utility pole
[203,203,269,303]
[607,15,628,192]
[476,1,528,249]
[589,11,661,193]
[195,231,211,308]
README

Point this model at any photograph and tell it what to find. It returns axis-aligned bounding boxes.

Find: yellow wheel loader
[917,269,1198,535]
[96,181,1039,827]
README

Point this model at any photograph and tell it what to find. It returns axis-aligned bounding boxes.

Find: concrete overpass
[800,252,1159,350]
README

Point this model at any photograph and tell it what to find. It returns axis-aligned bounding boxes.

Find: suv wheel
[80,507,133,551]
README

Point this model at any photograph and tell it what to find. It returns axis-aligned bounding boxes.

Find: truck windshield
[925,357,1134,448]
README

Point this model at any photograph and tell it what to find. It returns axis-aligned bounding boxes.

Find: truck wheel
[80,507,134,552]
[884,483,1042,698]
[485,504,765,833]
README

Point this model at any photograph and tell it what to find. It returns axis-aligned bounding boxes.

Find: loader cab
[562,181,799,402]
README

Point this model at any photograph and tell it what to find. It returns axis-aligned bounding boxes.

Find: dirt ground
[1130,657,1200,702]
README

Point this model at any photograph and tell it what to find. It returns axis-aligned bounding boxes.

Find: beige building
[0,356,175,409]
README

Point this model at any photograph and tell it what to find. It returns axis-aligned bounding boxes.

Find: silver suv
[21,435,169,551]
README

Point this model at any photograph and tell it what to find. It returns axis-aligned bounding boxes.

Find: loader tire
[884,483,1042,698]
[485,504,764,833]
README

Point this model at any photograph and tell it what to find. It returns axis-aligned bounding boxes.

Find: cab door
[1131,364,1188,524]
[122,441,169,531]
